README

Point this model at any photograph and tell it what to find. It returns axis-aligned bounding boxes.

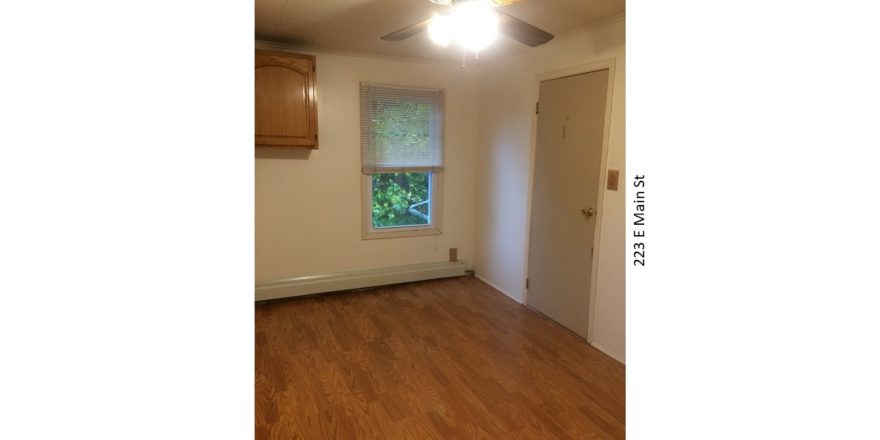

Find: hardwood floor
[255,276,625,439]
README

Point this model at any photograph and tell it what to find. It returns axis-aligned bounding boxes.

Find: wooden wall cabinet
[255,50,318,148]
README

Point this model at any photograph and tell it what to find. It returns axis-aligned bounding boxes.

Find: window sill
[362,225,441,240]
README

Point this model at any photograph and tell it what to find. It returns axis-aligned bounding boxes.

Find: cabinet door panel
[255,51,317,148]
[255,66,308,137]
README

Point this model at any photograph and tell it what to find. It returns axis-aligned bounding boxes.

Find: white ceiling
[256,0,625,61]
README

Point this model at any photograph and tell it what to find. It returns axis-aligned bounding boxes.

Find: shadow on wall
[255,149,312,160]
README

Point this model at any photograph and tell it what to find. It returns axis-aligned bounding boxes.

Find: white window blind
[360,83,445,174]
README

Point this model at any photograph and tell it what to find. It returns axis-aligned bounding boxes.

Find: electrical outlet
[449,247,458,262]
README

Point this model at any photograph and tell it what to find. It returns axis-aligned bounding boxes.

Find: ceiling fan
[380,0,554,51]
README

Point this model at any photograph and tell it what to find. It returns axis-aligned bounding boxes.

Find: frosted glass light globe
[452,0,498,51]
[428,14,454,47]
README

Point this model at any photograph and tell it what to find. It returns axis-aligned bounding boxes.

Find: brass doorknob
[581,207,594,217]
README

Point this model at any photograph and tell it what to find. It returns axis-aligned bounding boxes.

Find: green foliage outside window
[372,172,430,228]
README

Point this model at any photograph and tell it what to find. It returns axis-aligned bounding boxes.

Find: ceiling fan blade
[497,11,554,47]
[380,17,432,42]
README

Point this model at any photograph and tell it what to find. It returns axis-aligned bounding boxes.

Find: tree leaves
[372,172,430,228]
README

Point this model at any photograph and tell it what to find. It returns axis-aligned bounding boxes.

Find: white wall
[255,44,480,282]
[473,19,626,362]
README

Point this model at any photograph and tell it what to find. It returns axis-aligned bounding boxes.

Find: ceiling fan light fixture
[453,0,498,51]
[426,0,498,52]
[428,14,454,47]
[380,0,553,51]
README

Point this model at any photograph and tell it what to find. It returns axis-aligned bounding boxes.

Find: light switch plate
[607,170,620,191]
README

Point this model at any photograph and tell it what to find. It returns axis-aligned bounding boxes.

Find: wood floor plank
[255,276,625,439]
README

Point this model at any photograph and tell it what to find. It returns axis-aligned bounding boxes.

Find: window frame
[360,82,445,240]
[362,171,443,240]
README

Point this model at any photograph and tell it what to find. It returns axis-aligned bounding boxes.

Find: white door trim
[522,58,617,343]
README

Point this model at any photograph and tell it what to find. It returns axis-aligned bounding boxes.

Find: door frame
[522,58,617,343]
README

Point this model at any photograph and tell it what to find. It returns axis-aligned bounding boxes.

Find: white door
[527,69,609,337]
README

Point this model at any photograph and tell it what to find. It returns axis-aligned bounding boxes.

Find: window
[360,83,444,239]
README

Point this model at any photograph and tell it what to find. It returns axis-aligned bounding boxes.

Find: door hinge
[591,247,594,257]
[526,278,529,289]
[535,102,539,115]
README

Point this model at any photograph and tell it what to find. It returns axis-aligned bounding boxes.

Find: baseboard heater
[255,261,468,301]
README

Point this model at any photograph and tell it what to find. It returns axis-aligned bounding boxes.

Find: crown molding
[552,12,625,44]
[255,40,483,69]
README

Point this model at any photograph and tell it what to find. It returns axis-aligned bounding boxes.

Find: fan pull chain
[461,48,482,68]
